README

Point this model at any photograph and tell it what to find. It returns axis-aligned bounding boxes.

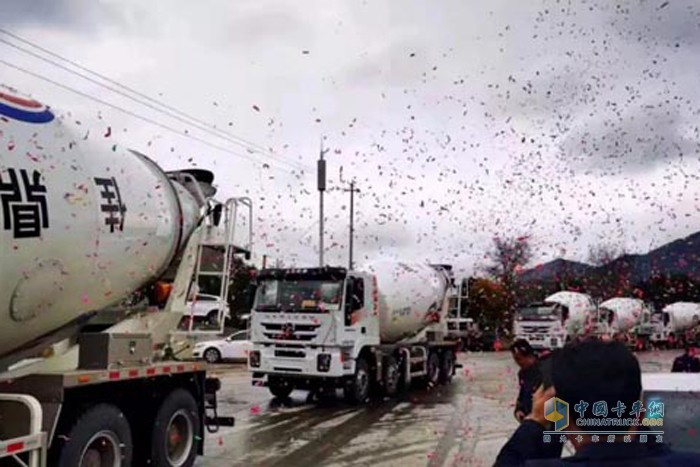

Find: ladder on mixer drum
[181,197,253,335]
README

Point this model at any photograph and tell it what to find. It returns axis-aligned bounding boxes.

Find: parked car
[192,330,252,363]
[186,293,231,325]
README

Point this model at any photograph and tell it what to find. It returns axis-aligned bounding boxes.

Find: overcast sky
[3,0,700,275]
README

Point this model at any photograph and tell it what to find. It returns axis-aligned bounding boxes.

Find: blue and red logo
[0,89,54,124]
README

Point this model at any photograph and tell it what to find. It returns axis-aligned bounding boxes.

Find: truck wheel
[269,376,294,399]
[344,357,370,404]
[382,355,400,397]
[203,347,221,364]
[151,388,200,467]
[426,351,440,387]
[439,351,455,384]
[55,403,133,467]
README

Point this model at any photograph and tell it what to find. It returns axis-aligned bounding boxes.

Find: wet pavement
[198,350,677,467]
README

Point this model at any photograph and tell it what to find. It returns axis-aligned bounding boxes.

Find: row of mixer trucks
[514,291,700,350]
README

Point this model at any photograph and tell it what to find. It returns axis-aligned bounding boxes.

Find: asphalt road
[197,350,677,467]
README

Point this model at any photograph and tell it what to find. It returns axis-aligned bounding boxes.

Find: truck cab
[248,267,379,396]
[514,302,568,349]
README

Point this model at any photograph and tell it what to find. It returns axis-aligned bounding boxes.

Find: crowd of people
[496,338,700,466]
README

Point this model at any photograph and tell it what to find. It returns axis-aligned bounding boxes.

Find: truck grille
[274,349,306,358]
[261,322,321,341]
[521,325,551,334]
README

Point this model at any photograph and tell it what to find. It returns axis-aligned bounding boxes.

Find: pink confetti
[250,405,262,415]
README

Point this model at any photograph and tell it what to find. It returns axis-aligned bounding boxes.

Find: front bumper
[516,334,565,349]
[248,345,353,379]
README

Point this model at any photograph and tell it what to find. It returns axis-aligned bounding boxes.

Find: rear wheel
[203,347,221,364]
[55,404,133,467]
[151,389,200,467]
[269,376,294,399]
[382,355,400,397]
[344,357,370,404]
[439,350,455,384]
[426,351,440,387]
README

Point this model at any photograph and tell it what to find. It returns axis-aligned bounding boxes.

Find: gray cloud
[1,0,126,32]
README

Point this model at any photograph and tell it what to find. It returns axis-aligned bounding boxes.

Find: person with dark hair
[671,345,700,373]
[510,339,541,422]
[496,340,700,466]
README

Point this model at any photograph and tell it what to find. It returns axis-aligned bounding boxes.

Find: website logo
[545,397,570,431]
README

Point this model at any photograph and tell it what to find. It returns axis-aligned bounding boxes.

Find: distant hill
[520,258,595,282]
[520,230,700,284]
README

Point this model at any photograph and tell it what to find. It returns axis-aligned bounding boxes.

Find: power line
[0,58,301,173]
[0,34,305,172]
[0,28,311,171]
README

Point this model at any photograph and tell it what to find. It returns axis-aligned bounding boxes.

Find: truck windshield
[516,305,559,321]
[255,279,344,312]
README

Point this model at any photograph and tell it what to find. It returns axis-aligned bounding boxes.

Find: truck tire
[439,350,455,384]
[269,376,294,399]
[382,355,400,397]
[426,351,440,387]
[55,403,133,467]
[344,357,370,404]
[151,388,201,467]
[203,347,222,363]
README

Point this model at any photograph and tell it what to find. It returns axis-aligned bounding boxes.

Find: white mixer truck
[649,302,700,348]
[0,86,251,466]
[513,291,596,349]
[248,262,459,403]
[596,298,655,349]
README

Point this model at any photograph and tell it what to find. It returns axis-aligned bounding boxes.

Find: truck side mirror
[352,277,365,312]
[246,283,257,309]
[211,203,223,226]
[344,281,354,325]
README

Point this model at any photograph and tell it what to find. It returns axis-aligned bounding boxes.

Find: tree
[467,277,509,333]
[483,235,533,331]
[588,242,625,267]
[227,257,257,329]
[484,235,533,284]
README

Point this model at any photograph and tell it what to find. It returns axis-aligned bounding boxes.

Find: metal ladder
[181,197,252,335]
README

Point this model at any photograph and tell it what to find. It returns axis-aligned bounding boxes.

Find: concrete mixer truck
[649,302,700,348]
[513,291,596,349]
[596,298,654,349]
[247,262,459,403]
[0,86,252,466]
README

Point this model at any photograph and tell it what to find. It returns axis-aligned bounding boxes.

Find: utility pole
[343,181,360,269]
[318,139,327,267]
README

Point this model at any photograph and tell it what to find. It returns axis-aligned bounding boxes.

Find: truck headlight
[317,353,331,372]
[249,350,261,368]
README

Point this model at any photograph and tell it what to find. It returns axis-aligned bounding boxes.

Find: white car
[192,330,252,363]
[186,293,231,325]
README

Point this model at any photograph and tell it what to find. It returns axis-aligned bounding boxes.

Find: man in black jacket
[510,339,541,422]
[495,340,700,466]
[671,345,700,373]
